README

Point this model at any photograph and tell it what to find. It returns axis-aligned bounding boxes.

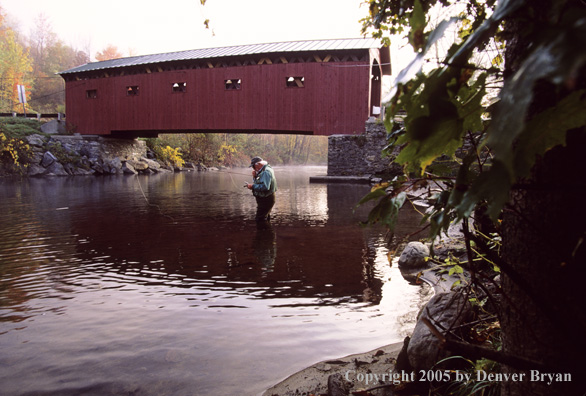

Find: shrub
[145,139,185,168]
[0,132,32,174]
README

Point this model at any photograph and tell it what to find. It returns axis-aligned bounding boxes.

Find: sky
[2,0,381,57]
[1,0,416,86]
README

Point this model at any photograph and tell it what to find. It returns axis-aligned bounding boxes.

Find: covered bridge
[60,38,391,137]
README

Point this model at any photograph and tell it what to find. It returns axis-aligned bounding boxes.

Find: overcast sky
[2,0,374,56]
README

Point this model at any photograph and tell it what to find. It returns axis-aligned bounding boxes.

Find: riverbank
[1,133,208,177]
[263,343,404,396]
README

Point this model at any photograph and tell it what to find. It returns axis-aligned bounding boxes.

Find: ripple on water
[0,171,430,396]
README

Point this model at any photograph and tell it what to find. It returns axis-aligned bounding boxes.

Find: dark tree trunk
[500,130,586,395]
[500,1,586,394]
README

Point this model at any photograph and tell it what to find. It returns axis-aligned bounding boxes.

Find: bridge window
[225,79,241,90]
[86,89,98,99]
[172,82,187,93]
[126,86,140,96]
[286,76,304,88]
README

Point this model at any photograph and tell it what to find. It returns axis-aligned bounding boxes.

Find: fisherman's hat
[249,156,263,167]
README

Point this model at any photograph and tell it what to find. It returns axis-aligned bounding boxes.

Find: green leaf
[356,185,388,206]
[458,160,512,221]
[447,0,524,67]
[383,16,459,104]
[448,153,475,208]
[380,192,407,229]
[448,264,464,276]
[408,0,426,50]
[488,23,586,173]
[363,192,407,229]
[514,90,586,178]
[458,73,487,133]
[395,117,462,174]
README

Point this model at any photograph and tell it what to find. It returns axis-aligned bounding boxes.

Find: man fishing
[245,156,277,221]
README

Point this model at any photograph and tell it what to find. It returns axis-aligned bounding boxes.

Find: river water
[0,166,431,396]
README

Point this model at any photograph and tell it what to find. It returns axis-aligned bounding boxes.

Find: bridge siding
[65,47,381,136]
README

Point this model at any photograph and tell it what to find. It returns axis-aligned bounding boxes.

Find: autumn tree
[362,0,585,394]
[28,13,89,113]
[95,44,123,61]
[0,7,33,112]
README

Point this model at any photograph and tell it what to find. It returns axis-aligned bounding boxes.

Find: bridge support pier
[320,119,401,182]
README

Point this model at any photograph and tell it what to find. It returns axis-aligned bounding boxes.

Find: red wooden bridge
[60,38,390,137]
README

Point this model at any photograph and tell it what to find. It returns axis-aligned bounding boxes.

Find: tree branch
[421,317,565,372]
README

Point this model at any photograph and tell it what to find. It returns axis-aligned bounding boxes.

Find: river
[0,166,431,396]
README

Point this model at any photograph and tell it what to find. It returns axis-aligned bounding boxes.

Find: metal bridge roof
[60,38,382,75]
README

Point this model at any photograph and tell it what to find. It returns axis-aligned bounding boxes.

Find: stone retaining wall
[50,135,147,161]
[327,119,400,177]
[24,134,162,177]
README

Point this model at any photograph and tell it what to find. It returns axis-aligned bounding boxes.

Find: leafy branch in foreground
[361,0,586,235]
[360,1,586,395]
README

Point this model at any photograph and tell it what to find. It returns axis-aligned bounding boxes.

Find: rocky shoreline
[14,134,212,177]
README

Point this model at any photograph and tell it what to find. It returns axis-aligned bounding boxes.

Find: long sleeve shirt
[252,164,277,198]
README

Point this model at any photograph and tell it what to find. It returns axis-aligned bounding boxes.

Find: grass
[0,117,43,139]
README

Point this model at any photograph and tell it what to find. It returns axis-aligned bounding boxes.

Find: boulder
[407,291,472,371]
[126,159,149,171]
[141,158,161,171]
[41,151,58,168]
[327,373,349,396]
[398,242,430,270]
[27,164,47,177]
[26,134,47,148]
[105,157,122,174]
[40,119,66,135]
[90,159,105,174]
[122,162,138,175]
[62,162,76,175]
[45,161,69,176]
[30,151,44,166]
[398,241,431,283]
[72,167,94,176]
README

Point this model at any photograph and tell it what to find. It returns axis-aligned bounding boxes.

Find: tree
[362,0,585,394]
[0,7,33,112]
[95,44,123,61]
[28,13,89,113]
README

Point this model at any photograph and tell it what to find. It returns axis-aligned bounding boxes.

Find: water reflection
[0,167,430,396]
[253,221,277,274]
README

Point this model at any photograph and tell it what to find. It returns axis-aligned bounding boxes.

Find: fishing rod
[216,168,258,190]
[222,169,253,190]
[134,174,177,223]
[218,169,251,177]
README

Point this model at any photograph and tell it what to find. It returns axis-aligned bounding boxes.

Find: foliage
[44,140,80,165]
[437,356,500,396]
[145,133,327,168]
[0,9,34,113]
[0,8,90,114]
[95,44,124,61]
[361,0,586,393]
[0,117,43,138]
[146,140,186,168]
[0,132,32,174]
[217,142,237,166]
[361,0,586,235]
[28,13,89,113]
